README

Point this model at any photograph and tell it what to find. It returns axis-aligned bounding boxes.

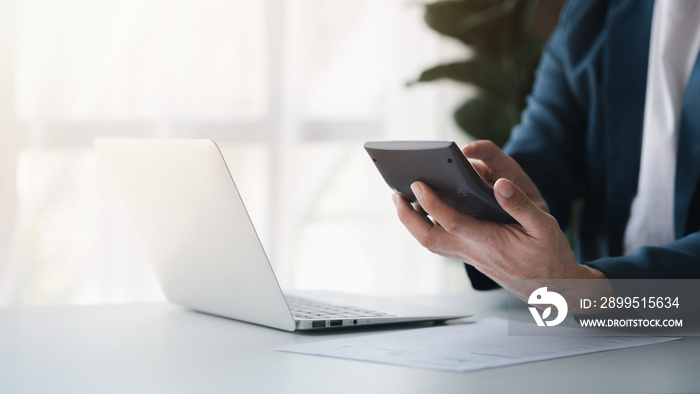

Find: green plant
[409,0,564,147]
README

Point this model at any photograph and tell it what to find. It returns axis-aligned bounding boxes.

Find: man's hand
[392,141,605,290]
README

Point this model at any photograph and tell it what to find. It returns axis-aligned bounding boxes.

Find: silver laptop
[95,138,469,331]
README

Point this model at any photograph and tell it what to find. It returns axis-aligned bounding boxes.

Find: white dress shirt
[623,0,700,255]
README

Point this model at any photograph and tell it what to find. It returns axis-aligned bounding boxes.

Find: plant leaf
[424,0,525,52]
[414,0,564,147]
[409,55,516,99]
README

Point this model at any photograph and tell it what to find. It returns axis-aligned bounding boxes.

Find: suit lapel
[675,54,700,237]
[603,0,655,256]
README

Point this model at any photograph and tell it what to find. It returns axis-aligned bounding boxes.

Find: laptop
[95,138,469,331]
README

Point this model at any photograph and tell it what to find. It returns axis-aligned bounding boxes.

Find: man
[393,0,700,290]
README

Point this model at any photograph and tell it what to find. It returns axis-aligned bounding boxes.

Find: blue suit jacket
[467,0,700,287]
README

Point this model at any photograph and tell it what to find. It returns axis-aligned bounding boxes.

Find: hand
[393,167,606,292]
[462,140,549,213]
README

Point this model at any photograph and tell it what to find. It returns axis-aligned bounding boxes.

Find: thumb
[494,178,551,235]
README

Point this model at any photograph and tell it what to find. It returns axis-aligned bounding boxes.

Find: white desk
[1,291,698,394]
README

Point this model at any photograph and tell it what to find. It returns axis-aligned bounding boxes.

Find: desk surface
[1,291,698,394]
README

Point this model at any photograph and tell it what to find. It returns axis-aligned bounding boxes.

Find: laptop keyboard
[286,296,397,320]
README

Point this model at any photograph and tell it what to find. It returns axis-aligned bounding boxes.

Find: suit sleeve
[508,0,700,280]
[467,0,700,284]
[587,232,700,279]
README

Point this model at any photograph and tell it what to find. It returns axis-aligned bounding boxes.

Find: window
[0,0,474,306]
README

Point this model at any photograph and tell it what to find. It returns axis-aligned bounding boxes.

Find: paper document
[275,317,678,372]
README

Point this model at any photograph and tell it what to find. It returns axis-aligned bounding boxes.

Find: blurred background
[0,0,483,306]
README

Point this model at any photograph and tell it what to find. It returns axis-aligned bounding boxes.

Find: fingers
[393,193,465,256]
[464,141,549,213]
[493,178,555,237]
[468,159,495,187]
[462,141,525,188]
[462,140,514,173]
[409,181,489,242]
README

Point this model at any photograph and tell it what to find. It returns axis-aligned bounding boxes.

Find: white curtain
[0,0,476,306]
